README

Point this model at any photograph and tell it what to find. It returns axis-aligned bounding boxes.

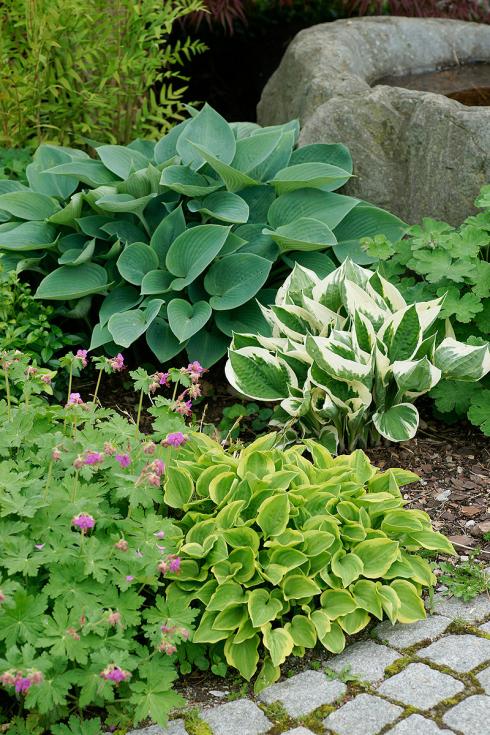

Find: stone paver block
[374,616,451,649]
[418,634,490,672]
[443,694,490,734]
[481,621,490,634]
[431,593,490,623]
[126,722,188,735]
[201,699,271,735]
[258,669,346,717]
[282,729,316,735]
[323,693,402,735]
[386,714,455,734]
[326,640,400,683]
[478,665,490,694]
[377,663,464,709]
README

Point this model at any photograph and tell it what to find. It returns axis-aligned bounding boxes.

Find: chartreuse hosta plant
[226,259,490,451]
[0,104,405,366]
[164,432,455,691]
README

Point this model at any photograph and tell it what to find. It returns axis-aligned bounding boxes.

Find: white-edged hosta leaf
[204,253,271,310]
[434,338,490,381]
[167,299,212,342]
[391,358,441,395]
[35,263,109,300]
[226,347,297,400]
[372,403,419,442]
[305,335,372,382]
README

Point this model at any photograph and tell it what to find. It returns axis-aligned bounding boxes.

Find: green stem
[171,378,181,403]
[67,364,73,403]
[92,368,103,405]
[4,364,11,420]
[43,460,53,499]
[136,388,144,432]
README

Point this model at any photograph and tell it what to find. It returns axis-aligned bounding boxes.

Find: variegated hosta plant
[164,432,454,690]
[226,259,490,451]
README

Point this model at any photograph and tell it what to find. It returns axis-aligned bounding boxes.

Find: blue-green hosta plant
[164,431,455,691]
[0,104,405,366]
[225,259,490,451]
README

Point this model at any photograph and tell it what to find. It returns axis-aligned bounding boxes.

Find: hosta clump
[164,432,454,690]
[0,361,198,732]
[0,104,405,366]
[226,259,490,451]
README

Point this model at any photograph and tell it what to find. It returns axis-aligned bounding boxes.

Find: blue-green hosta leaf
[99,285,142,325]
[95,192,156,217]
[154,119,190,163]
[167,299,212,342]
[89,323,113,350]
[176,103,236,170]
[0,180,29,193]
[45,160,119,187]
[214,299,273,337]
[97,145,149,179]
[166,224,230,289]
[270,162,351,194]
[48,192,83,226]
[226,346,297,400]
[434,338,490,381]
[188,142,258,192]
[101,220,148,244]
[108,299,163,348]
[76,214,113,239]
[146,317,185,362]
[231,130,284,172]
[150,205,186,266]
[35,263,109,300]
[372,403,419,442]
[268,188,359,230]
[0,221,58,251]
[204,253,272,310]
[27,145,79,198]
[141,270,173,295]
[264,217,336,254]
[0,191,60,220]
[186,325,229,367]
[333,203,407,264]
[248,130,296,182]
[238,185,276,223]
[187,191,249,224]
[117,242,159,285]
[290,143,353,172]
[58,238,95,266]
[160,165,222,197]
[282,251,337,278]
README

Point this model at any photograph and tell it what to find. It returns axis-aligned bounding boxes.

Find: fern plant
[0,0,207,148]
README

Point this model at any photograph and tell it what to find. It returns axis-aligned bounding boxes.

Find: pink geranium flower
[72,513,95,533]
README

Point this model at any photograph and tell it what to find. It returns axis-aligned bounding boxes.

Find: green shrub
[164,431,455,690]
[362,186,490,435]
[225,259,490,451]
[0,0,206,148]
[0,263,72,366]
[0,105,405,366]
[0,353,205,732]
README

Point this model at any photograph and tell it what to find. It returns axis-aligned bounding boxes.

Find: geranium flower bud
[115,539,129,551]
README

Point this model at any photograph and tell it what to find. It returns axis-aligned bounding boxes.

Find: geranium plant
[0,104,405,366]
[225,259,490,451]
[164,431,455,691]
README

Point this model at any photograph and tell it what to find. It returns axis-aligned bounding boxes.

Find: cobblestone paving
[128,593,490,735]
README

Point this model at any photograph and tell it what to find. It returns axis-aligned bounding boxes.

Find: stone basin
[257,17,490,225]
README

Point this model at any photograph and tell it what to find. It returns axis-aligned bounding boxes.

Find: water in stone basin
[376,62,490,106]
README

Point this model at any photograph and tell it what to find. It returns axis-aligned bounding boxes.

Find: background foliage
[0,0,206,148]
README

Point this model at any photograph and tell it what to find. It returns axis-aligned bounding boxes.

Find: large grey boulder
[258,17,490,225]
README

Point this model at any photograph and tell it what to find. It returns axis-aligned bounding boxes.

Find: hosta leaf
[390,580,426,624]
[160,165,222,197]
[0,221,58,251]
[89,323,113,350]
[353,539,400,578]
[205,253,272,310]
[434,338,490,381]
[150,205,186,266]
[290,143,353,172]
[0,191,61,220]
[99,285,141,325]
[321,589,357,619]
[185,325,229,367]
[226,347,297,400]
[58,238,95,266]
[265,217,337,253]
[48,192,84,226]
[166,224,230,289]
[94,192,156,217]
[154,119,190,163]
[188,142,258,192]
[262,625,294,667]
[117,242,159,285]
[187,191,249,223]
[331,550,364,587]
[257,493,290,538]
[270,162,351,194]
[146,317,185,362]
[108,300,163,347]
[141,270,174,295]
[248,589,283,627]
[224,635,259,681]
[176,103,236,170]
[214,298,272,338]
[333,204,407,264]
[97,145,149,179]
[167,299,212,342]
[35,263,108,299]
[372,403,419,442]
[268,188,359,230]
[27,145,79,198]
[320,621,346,653]
[46,160,119,187]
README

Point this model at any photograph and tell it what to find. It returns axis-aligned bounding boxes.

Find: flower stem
[67,364,73,404]
[4,364,11,420]
[92,367,103,405]
[136,388,144,433]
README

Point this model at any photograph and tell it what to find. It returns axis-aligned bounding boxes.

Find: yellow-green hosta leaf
[214,604,247,631]
[354,539,400,578]
[207,581,246,612]
[406,530,456,556]
[282,574,321,601]
[310,609,332,639]
[286,615,317,648]
[380,510,424,535]
[351,580,383,620]
[262,625,294,667]
[320,621,346,654]
[378,584,401,624]
[338,608,371,635]
[248,589,283,627]
[390,580,426,624]
[257,493,290,538]
[321,589,357,619]
[253,657,281,694]
[224,634,259,681]
[163,467,194,509]
[331,550,364,587]
[193,611,229,644]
